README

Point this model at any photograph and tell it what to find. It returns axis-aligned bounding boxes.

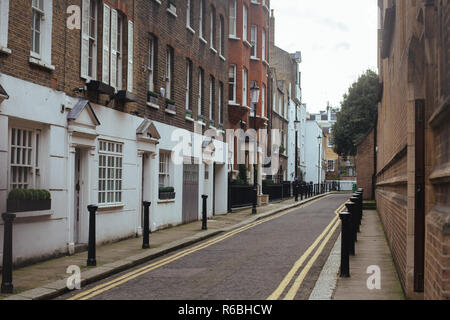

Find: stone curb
[3,192,335,300]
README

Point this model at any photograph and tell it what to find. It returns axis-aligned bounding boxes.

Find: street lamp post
[294,108,300,202]
[317,135,322,193]
[250,82,260,215]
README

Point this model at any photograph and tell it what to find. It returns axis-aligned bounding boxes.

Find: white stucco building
[304,120,325,184]
[0,73,228,267]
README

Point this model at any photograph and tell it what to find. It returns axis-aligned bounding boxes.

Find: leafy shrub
[8,189,51,201]
[159,187,175,193]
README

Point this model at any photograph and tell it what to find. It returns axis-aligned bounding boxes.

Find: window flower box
[7,189,52,213]
[218,123,224,131]
[185,109,193,118]
[159,187,176,200]
[209,120,216,128]
[147,91,159,105]
[165,98,176,111]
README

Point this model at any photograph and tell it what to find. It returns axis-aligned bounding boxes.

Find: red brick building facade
[377,0,450,299]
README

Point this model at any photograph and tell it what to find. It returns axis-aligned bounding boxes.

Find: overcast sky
[270,0,378,114]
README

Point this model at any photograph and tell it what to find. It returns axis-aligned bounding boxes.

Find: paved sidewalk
[1,193,330,300]
[310,209,405,300]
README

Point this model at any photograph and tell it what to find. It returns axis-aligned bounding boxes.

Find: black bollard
[354,192,363,227]
[345,202,357,256]
[1,213,16,294]
[142,201,151,249]
[339,211,351,278]
[294,182,299,202]
[350,196,360,233]
[202,195,208,230]
[87,205,98,267]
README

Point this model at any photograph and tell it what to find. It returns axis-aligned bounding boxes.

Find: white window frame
[148,36,155,92]
[8,127,41,191]
[198,68,204,116]
[328,160,335,172]
[261,84,265,118]
[228,65,236,103]
[242,68,248,107]
[165,46,173,99]
[219,82,223,125]
[219,15,224,56]
[210,7,215,49]
[0,0,11,53]
[229,0,237,37]
[30,0,53,66]
[98,140,123,206]
[209,76,215,122]
[159,151,171,188]
[243,5,248,41]
[81,0,98,80]
[31,0,44,56]
[186,0,192,29]
[262,29,266,61]
[185,59,191,110]
[250,25,257,58]
[115,14,123,90]
[199,0,204,39]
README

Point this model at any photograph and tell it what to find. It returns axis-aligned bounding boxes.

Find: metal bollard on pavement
[87,205,98,267]
[350,195,361,233]
[1,213,16,294]
[202,195,208,230]
[339,211,351,278]
[142,201,151,249]
[345,201,357,256]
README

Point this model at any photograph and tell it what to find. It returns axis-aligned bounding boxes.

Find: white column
[66,141,76,255]
[136,151,144,236]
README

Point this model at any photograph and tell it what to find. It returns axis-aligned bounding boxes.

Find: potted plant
[185,109,193,119]
[147,90,159,106]
[159,186,176,200]
[7,189,51,213]
[165,98,176,111]
[209,119,215,128]
[279,145,286,154]
[218,123,224,131]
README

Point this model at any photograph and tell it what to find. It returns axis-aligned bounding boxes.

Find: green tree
[332,69,378,156]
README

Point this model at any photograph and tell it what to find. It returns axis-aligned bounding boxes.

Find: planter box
[159,192,176,200]
[7,199,51,213]
[147,93,159,106]
[166,102,176,112]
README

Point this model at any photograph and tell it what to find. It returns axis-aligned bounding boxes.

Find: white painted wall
[0,73,229,266]
[304,120,325,184]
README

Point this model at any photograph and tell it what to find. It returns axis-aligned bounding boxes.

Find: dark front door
[182,162,199,224]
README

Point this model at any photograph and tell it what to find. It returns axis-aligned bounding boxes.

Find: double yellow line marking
[69,197,327,300]
[267,202,346,300]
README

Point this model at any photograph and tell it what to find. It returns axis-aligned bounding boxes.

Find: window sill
[219,55,226,62]
[29,57,55,71]
[199,36,207,45]
[98,203,125,211]
[153,0,161,4]
[147,102,160,110]
[210,47,217,54]
[228,102,241,107]
[165,109,176,115]
[250,57,260,61]
[15,210,53,219]
[262,60,269,67]
[250,1,261,5]
[228,35,240,41]
[158,199,175,204]
[185,116,195,122]
[243,40,252,48]
[187,26,195,34]
[197,120,206,127]
[166,8,177,17]
[263,4,269,12]
[0,46,11,55]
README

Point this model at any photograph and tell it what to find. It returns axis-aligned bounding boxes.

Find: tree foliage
[332,69,378,156]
